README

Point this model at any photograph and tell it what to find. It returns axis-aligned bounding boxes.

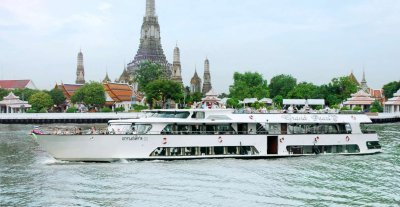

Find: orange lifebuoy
[279,137,285,143]
[218,136,223,143]
[162,137,167,145]
[346,136,350,142]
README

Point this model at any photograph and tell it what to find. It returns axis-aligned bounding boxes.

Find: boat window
[108,124,133,135]
[288,123,349,134]
[286,145,360,154]
[256,123,268,134]
[162,124,236,135]
[366,141,381,149]
[134,124,152,134]
[267,124,281,134]
[146,111,190,118]
[191,111,205,119]
[207,115,231,120]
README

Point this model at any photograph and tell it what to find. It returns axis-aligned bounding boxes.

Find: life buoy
[279,137,285,143]
[218,136,223,143]
[162,137,167,145]
[346,136,350,142]
[314,136,320,142]
[249,115,254,120]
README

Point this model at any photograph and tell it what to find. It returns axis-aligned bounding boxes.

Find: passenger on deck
[91,126,97,134]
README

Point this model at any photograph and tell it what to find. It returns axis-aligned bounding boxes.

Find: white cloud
[98,2,112,12]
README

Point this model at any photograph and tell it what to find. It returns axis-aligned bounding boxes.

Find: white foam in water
[117,159,129,164]
[42,157,70,165]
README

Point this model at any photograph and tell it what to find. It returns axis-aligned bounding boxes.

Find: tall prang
[202,58,212,94]
[360,70,369,93]
[172,44,183,85]
[123,0,172,80]
[75,50,85,84]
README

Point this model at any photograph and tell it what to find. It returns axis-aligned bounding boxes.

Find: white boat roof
[109,109,372,124]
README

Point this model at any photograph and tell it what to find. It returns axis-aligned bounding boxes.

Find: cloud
[98,2,112,12]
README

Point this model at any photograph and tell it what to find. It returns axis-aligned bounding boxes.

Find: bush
[114,106,125,112]
[353,106,362,111]
[100,107,112,113]
[38,108,47,113]
[132,104,149,111]
[370,108,379,113]
[314,105,323,110]
[66,107,78,113]
[26,109,36,113]
[341,106,350,111]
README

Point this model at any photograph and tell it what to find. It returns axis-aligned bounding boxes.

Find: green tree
[134,61,164,91]
[29,91,53,112]
[71,82,105,110]
[382,81,400,99]
[226,98,240,108]
[145,79,184,109]
[48,88,66,106]
[320,76,358,106]
[269,74,297,98]
[229,72,269,100]
[0,89,9,101]
[273,95,283,108]
[12,88,40,101]
[370,100,383,113]
[287,82,320,99]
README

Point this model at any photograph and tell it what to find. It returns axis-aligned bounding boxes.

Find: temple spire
[146,0,155,17]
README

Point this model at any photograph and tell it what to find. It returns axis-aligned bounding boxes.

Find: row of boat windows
[286,145,360,154]
[107,123,353,135]
[150,146,259,157]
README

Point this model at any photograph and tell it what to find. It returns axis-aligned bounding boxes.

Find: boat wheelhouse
[32,109,381,162]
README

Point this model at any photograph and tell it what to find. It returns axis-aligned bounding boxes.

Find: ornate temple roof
[343,89,375,105]
[0,80,35,89]
[385,89,400,106]
[103,72,111,83]
[190,70,201,85]
[103,83,133,105]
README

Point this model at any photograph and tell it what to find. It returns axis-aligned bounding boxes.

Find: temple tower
[172,45,183,85]
[360,70,369,93]
[75,50,85,84]
[122,0,171,81]
[190,69,202,93]
[202,58,212,94]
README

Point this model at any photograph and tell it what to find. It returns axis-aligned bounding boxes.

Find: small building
[343,90,375,111]
[0,92,31,113]
[103,82,135,111]
[384,89,400,113]
[0,80,37,90]
[201,89,221,108]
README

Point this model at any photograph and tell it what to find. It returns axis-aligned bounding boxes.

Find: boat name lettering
[311,115,338,122]
[122,136,147,141]
[281,115,308,121]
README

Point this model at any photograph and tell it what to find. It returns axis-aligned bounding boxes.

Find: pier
[0,113,141,124]
[368,113,400,123]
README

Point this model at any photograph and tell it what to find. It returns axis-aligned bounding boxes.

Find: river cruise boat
[31,109,382,162]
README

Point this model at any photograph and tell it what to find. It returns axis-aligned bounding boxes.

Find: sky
[0,0,399,93]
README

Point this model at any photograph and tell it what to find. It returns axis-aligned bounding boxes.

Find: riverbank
[0,113,141,124]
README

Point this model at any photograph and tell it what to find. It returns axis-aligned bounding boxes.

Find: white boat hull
[34,133,381,162]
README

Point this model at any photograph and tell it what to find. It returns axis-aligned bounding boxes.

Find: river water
[0,123,399,207]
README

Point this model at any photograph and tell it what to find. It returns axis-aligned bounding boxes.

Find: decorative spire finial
[146,0,155,17]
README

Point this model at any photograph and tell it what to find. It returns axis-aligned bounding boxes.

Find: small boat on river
[31,109,382,162]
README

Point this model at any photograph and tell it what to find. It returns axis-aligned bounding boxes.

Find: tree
[370,100,383,113]
[226,98,240,108]
[269,74,297,98]
[320,76,358,106]
[134,61,164,91]
[48,88,66,106]
[382,81,400,99]
[287,82,320,99]
[0,89,9,101]
[273,95,283,108]
[229,72,269,100]
[145,79,184,109]
[12,88,40,101]
[218,93,228,99]
[71,82,105,110]
[29,92,53,112]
